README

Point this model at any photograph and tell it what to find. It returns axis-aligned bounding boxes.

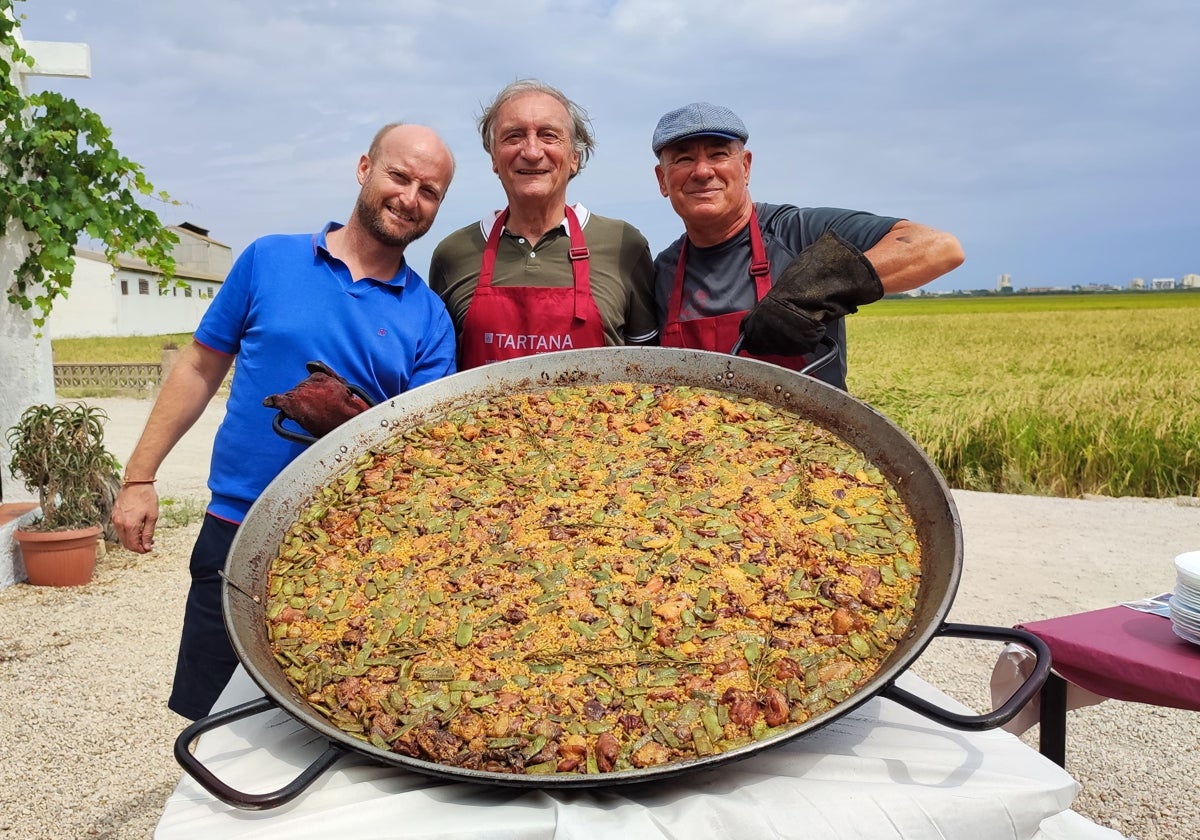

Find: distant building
[1150,277,1177,290]
[1023,286,1072,294]
[997,273,1012,292]
[47,222,229,338]
[1182,273,1200,289]
[1130,277,1145,290]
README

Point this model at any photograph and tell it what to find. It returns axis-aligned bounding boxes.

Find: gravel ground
[2,495,1196,840]
[0,522,195,840]
[1,397,1197,839]
[909,494,1200,840]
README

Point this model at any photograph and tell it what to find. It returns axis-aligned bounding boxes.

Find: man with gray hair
[651,101,964,390]
[430,79,657,368]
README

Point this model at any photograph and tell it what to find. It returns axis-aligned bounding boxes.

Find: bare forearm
[864,221,965,294]
[122,342,231,479]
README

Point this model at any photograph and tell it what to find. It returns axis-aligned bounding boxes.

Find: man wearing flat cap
[651,102,964,389]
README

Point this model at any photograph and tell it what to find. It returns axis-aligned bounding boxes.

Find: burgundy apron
[460,206,605,369]
[660,207,808,371]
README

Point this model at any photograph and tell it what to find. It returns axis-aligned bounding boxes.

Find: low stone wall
[52,351,232,393]
[54,362,162,392]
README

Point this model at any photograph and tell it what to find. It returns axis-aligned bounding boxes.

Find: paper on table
[1119,592,1173,618]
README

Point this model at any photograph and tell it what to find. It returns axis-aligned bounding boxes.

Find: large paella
[264,380,922,776]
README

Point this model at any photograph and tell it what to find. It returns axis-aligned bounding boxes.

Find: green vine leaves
[2,0,179,332]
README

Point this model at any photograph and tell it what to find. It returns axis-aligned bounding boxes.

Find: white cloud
[15,0,1200,289]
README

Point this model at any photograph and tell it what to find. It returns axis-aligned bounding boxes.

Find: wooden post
[159,345,181,392]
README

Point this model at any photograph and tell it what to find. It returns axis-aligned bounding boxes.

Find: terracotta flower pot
[14,525,102,587]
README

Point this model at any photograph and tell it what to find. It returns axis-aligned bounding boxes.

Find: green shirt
[428,205,659,349]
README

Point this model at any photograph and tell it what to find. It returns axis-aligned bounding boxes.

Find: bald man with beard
[111,123,459,720]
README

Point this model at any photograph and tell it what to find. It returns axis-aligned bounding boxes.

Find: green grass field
[847,292,1200,499]
[51,291,1200,499]
[51,333,193,364]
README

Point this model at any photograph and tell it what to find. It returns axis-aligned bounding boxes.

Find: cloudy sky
[13,0,1199,292]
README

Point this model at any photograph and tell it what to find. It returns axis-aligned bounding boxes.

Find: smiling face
[490,91,580,207]
[655,137,754,247]
[354,124,454,248]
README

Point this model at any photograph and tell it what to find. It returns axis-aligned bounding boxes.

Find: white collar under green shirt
[476,203,591,239]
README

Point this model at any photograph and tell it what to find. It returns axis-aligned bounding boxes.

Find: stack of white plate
[1170,550,1200,646]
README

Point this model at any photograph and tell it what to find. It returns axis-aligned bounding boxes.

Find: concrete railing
[52,351,233,394]
[53,362,162,392]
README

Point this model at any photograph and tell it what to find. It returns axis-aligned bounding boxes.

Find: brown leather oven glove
[262,361,372,439]
[739,230,883,356]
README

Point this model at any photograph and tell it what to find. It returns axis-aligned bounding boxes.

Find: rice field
[846,292,1200,499]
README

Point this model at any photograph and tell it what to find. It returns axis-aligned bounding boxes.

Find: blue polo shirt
[194,223,457,522]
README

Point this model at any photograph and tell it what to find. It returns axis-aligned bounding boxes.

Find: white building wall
[46,226,228,338]
[171,231,233,277]
[50,263,220,336]
[1,21,79,509]
[46,253,120,337]
[111,273,219,335]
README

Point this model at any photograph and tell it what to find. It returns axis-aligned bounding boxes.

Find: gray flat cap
[652,102,749,154]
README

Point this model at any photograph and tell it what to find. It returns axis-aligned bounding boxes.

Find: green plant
[5,402,121,531]
[1,0,178,331]
[158,496,206,529]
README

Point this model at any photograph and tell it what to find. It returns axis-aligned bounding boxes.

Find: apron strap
[480,206,592,321]
[478,209,509,289]
[747,206,773,297]
[562,205,591,321]
[667,204,774,323]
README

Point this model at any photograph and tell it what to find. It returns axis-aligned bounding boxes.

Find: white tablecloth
[991,643,1109,735]
[156,667,1121,840]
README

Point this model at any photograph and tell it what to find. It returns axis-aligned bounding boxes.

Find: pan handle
[880,623,1051,731]
[729,334,839,378]
[271,410,319,446]
[174,696,346,810]
[799,335,839,377]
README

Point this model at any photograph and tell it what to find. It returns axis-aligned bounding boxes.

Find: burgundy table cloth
[1017,605,1200,711]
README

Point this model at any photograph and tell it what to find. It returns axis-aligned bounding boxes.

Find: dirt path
[90,395,225,504]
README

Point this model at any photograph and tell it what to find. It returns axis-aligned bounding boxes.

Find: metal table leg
[1039,672,1068,767]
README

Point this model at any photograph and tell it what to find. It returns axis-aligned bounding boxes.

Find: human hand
[738,296,826,356]
[111,483,160,553]
[739,230,883,356]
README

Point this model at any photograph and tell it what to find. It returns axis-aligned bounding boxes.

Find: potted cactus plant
[5,402,121,586]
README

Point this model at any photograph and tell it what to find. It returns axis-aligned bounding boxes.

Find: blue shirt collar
[313,222,410,287]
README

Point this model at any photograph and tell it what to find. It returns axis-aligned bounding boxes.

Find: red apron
[460,205,606,369]
[660,207,808,371]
